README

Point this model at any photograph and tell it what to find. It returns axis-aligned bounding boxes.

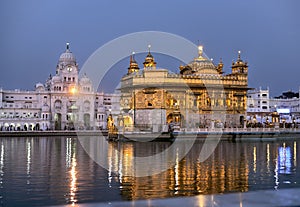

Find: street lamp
[253,115,257,128]
[282,118,286,129]
[292,116,296,129]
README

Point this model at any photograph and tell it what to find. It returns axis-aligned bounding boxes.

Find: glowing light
[70,87,77,94]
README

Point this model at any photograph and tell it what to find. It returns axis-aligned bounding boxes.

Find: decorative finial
[130,51,134,63]
[148,44,151,53]
[238,50,241,60]
[198,45,203,57]
[66,42,70,51]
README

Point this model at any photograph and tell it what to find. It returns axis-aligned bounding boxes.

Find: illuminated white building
[269,89,300,123]
[247,87,300,124]
[0,43,116,131]
[246,88,270,122]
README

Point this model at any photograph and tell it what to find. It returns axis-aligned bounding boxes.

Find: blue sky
[0,0,299,96]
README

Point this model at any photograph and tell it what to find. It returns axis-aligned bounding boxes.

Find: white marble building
[247,87,300,124]
[0,43,117,131]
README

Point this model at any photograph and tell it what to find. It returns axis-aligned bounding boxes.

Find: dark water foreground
[0,136,299,207]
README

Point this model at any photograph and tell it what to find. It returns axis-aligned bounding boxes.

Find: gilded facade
[119,46,249,130]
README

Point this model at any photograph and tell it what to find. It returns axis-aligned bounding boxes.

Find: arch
[23,123,28,131]
[54,100,62,110]
[84,113,90,129]
[54,113,62,130]
[167,112,184,126]
[16,123,21,131]
[35,123,40,131]
[83,100,90,112]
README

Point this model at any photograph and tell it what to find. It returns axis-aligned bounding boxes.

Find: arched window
[83,100,90,112]
[54,100,62,110]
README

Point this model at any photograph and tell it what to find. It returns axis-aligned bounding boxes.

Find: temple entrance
[167,112,183,126]
[54,113,62,130]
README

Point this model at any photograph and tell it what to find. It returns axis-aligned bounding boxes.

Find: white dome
[80,74,92,85]
[59,51,76,63]
[35,82,44,89]
[52,75,61,83]
[58,43,76,64]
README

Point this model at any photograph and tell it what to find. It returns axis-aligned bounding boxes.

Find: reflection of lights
[26,140,31,177]
[66,139,77,206]
[69,151,77,205]
[196,195,205,207]
[121,145,133,178]
[113,146,119,183]
[294,142,297,167]
[108,144,113,186]
[66,138,72,168]
[278,145,291,174]
[253,146,257,173]
[118,147,123,183]
[0,143,4,186]
[239,193,243,207]
[266,144,270,173]
[174,148,179,195]
[274,149,279,190]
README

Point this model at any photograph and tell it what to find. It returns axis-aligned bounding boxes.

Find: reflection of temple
[107,141,250,200]
[106,140,299,200]
[119,45,250,131]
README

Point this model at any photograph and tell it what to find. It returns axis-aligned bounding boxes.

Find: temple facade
[119,46,250,131]
[0,43,114,131]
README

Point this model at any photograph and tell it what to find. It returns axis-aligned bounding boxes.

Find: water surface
[0,136,299,206]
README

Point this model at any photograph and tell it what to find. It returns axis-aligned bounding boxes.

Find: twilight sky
[0,0,299,97]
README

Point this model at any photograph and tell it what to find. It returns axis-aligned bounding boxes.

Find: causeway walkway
[49,188,300,207]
